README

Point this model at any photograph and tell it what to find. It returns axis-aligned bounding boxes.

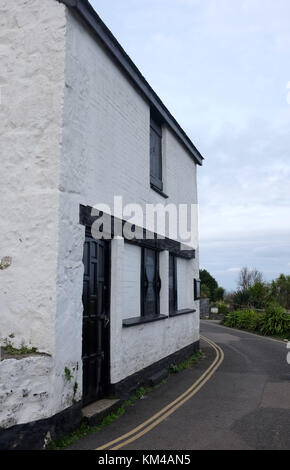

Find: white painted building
[0,0,203,449]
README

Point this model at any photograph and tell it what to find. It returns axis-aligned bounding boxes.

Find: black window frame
[141,247,161,318]
[169,257,197,318]
[169,254,177,315]
[194,279,201,300]
[150,114,163,192]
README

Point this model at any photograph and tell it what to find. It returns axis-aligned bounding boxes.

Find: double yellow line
[96,335,224,450]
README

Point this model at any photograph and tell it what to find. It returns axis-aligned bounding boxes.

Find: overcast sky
[91,0,290,290]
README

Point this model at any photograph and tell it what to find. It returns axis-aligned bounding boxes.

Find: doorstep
[82,398,122,426]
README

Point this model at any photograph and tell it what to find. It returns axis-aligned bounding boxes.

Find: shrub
[201,284,211,299]
[222,310,241,328]
[237,310,262,331]
[248,281,270,309]
[214,287,225,302]
[231,290,251,309]
[260,303,290,338]
[223,304,290,339]
[223,309,262,332]
[216,302,230,315]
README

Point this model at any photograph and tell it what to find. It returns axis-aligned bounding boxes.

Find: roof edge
[57,0,204,165]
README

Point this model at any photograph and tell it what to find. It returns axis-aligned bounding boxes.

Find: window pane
[169,255,176,313]
[142,248,160,317]
[194,279,201,300]
[150,118,162,188]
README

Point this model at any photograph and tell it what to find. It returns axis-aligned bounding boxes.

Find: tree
[270,274,290,310]
[200,269,218,301]
[251,268,263,284]
[248,281,270,309]
[237,267,252,291]
[232,289,251,308]
[237,267,263,291]
[201,285,211,299]
[214,287,225,301]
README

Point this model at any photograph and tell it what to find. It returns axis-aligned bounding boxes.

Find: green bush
[231,290,251,309]
[201,284,211,299]
[223,309,263,332]
[248,281,270,309]
[222,304,290,338]
[214,287,225,302]
[235,310,253,330]
[260,303,290,338]
[216,302,230,315]
[222,310,242,328]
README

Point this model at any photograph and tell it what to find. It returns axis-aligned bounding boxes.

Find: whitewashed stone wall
[0,0,66,354]
[0,356,53,429]
[0,0,200,431]
[0,0,83,429]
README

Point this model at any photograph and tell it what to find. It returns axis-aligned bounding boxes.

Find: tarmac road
[70,320,290,450]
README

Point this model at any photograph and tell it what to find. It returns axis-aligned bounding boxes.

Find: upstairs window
[150,115,163,191]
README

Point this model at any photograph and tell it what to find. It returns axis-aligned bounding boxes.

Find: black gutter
[57,0,204,165]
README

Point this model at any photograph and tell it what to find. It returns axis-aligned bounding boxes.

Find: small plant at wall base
[64,367,73,382]
[169,350,203,374]
[46,350,204,450]
[1,338,37,356]
[72,382,78,405]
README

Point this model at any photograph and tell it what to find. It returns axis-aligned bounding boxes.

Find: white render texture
[0,356,53,429]
[110,238,199,384]
[0,0,200,431]
[0,0,82,429]
[62,10,198,239]
[0,0,66,354]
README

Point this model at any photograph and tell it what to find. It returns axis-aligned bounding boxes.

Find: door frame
[82,228,111,405]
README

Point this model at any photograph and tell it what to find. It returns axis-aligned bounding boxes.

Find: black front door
[82,233,110,406]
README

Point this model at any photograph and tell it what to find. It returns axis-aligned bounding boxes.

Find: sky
[90,0,290,290]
